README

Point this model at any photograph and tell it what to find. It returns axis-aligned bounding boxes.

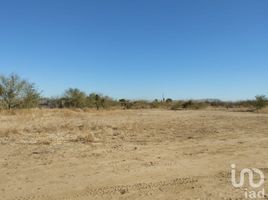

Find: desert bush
[119,99,133,109]
[205,99,224,107]
[20,83,40,108]
[39,98,65,108]
[192,102,208,109]
[182,100,194,109]
[94,94,102,110]
[63,88,87,108]
[0,74,40,109]
[87,93,116,109]
[166,98,173,103]
[132,100,151,109]
[171,101,182,110]
[150,99,161,108]
[41,92,118,109]
[239,100,255,108]
[171,100,207,110]
[102,96,119,108]
[255,95,267,111]
[87,93,102,109]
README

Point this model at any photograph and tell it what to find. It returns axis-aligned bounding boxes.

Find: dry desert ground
[0,109,268,200]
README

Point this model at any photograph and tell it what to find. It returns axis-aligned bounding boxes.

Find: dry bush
[171,101,183,110]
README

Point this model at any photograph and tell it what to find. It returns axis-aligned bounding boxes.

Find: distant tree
[64,88,87,108]
[182,100,193,109]
[170,101,182,110]
[119,99,132,109]
[119,99,126,103]
[255,95,267,111]
[101,96,118,108]
[166,98,173,103]
[20,82,41,108]
[94,94,101,110]
[87,93,105,110]
[151,99,160,108]
[0,74,40,109]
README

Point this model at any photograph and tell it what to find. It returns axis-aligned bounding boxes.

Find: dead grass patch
[0,128,20,137]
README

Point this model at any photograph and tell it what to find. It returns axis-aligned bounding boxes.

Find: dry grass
[0,109,268,200]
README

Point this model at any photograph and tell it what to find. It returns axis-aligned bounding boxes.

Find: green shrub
[64,88,87,108]
[255,95,267,111]
[0,74,40,109]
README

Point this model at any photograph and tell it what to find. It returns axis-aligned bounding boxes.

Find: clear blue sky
[0,0,267,100]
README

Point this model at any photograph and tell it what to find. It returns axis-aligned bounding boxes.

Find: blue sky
[0,0,267,100]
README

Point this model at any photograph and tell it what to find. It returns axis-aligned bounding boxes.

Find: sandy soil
[0,109,267,200]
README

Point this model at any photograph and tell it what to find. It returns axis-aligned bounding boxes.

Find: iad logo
[231,164,265,199]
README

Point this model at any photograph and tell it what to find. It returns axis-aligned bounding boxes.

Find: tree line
[0,74,267,111]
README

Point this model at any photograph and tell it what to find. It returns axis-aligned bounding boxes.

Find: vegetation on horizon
[0,74,267,111]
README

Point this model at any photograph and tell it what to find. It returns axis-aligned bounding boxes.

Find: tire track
[10,177,198,200]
